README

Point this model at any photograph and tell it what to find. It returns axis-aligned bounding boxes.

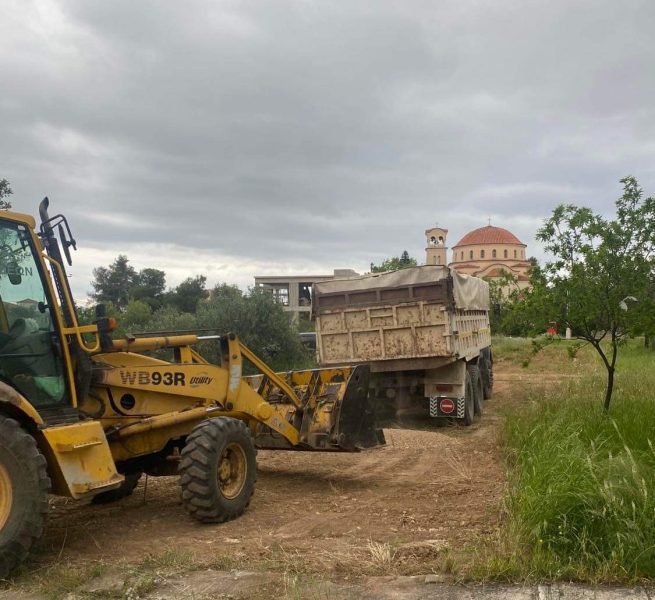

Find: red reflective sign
[440,398,455,414]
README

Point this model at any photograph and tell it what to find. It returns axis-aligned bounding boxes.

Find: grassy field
[482,337,655,583]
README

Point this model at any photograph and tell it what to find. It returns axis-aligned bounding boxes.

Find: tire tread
[179,417,256,524]
[0,415,51,579]
[467,364,484,417]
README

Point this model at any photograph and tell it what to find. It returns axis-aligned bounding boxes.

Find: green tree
[91,255,138,310]
[120,300,153,334]
[197,284,310,371]
[170,275,209,313]
[0,179,12,210]
[487,270,529,336]
[485,263,543,337]
[529,176,655,411]
[370,250,417,273]
[75,300,120,327]
[90,259,167,312]
[143,305,198,336]
[131,268,167,309]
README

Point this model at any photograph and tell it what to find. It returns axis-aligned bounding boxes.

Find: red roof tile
[485,269,510,277]
[454,225,525,247]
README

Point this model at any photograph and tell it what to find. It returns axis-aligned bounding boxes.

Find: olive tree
[197,284,311,372]
[532,176,655,411]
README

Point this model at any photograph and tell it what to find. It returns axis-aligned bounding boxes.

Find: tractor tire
[468,364,484,417]
[179,417,257,524]
[461,370,477,426]
[91,472,142,505]
[481,352,494,400]
[0,415,50,579]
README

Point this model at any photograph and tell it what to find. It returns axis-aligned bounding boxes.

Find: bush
[196,285,313,372]
[78,286,312,373]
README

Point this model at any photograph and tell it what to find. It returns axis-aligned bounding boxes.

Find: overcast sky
[2,0,654,299]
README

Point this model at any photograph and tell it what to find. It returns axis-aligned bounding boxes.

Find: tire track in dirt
[31,364,526,576]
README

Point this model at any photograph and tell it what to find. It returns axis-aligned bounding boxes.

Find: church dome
[454,225,524,247]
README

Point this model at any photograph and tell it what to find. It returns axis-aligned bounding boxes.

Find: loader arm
[89,333,382,463]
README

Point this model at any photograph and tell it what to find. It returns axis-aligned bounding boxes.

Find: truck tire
[0,415,50,579]
[179,417,256,524]
[91,472,142,505]
[481,352,494,400]
[467,364,484,417]
[462,370,477,426]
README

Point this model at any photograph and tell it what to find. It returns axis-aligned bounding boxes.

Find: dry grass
[366,541,395,571]
[442,449,474,483]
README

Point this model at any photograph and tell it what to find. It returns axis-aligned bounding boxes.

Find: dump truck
[313,266,493,424]
[0,199,383,577]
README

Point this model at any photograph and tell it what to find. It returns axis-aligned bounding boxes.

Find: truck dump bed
[313,266,490,368]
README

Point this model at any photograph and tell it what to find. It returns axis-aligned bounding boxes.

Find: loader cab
[0,216,71,408]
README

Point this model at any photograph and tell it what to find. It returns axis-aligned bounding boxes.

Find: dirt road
[27,377,513,584]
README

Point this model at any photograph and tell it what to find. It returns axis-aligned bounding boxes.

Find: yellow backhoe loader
[0,199,384,577]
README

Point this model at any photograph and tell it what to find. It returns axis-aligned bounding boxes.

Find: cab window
[0,220,68,406]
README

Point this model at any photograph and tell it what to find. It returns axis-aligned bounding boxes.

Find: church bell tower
[425,227,448,266]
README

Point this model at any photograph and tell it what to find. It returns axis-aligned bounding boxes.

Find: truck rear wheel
[179,417,256,524]
[462,370,478,426]
[0,415,50,579]
[481,352,494,400]
[467,364,484,417]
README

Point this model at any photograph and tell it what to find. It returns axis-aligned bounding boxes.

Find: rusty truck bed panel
[313,266,491,370]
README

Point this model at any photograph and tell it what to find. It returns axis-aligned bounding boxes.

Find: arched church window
[481,249,485,259]
[492,249,497,258]
[504,249,508,258]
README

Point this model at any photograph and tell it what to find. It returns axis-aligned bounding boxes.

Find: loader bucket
[332,364,385,450]
[245,363,385,452]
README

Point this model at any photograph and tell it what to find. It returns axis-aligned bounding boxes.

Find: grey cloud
[1,0,654,296]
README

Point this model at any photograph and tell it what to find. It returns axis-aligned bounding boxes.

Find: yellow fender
[0,381,122,498]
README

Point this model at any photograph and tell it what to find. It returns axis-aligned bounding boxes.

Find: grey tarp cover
[450,269,490,311]
[313,265,489,311]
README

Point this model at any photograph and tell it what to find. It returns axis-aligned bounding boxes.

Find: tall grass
[490,335,533,360]
[494,342,655,581]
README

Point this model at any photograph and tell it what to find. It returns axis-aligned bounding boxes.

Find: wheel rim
[0,462,13,530]
[216,443,247,500]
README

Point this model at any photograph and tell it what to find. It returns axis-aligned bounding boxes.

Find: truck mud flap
[333,365,386,450]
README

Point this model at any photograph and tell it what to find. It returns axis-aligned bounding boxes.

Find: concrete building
[254,269,359,325]
[425,225,531,289]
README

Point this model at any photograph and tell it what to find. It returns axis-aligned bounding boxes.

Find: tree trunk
[589,337,618,413]
[603,366,615,413]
